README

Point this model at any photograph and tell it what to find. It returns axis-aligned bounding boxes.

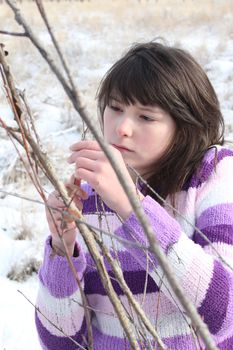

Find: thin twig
[91,229,166,350]
[0,30,27,37]
[35,0,76,93]
[19,91,42,148]
[17,290,87,350]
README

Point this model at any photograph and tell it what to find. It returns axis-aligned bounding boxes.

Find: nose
[116,117,133,137]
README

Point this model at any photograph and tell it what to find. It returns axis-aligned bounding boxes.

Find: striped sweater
[36,146,233,349]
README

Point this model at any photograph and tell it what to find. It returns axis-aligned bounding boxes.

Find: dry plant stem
[35,0,76,93]
[92,231,166,350]
[19,91,42,147]
[17,290,87,350]
[0,30,26,37]
[0,118,23,145]
[0,47,94,350]
[0,60,48,195]
[79,224,141,350]
[6,0,76,99]
[4,4,219,349]
[6,0,92,132]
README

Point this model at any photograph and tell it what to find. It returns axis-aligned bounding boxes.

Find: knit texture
[35,146,233,349]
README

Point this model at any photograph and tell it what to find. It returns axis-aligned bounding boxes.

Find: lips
[112,144,133,152]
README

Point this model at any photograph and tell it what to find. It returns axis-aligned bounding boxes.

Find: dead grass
[1,0,233,37]
[7,257,41,282]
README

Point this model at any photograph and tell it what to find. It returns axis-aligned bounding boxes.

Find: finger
[65,183,89,200]
[73,177,81,187]
[47,211,64,224]
[51,210,75,224]
[67,149,102,164]
[75,157,96,172]
[75,168,99,189]
[52,218,75,231]
[48,195,66,208]
[66,174,81,186]
[69,140,100,152]
[72,198,84,211]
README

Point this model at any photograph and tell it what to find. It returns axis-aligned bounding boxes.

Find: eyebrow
[109,96,159,113]
[138,106,158,112]
[109,96,122,103]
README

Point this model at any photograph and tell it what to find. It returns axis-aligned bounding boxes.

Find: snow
[0,1,233,349]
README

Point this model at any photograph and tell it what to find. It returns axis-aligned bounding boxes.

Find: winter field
[0,0,233,349]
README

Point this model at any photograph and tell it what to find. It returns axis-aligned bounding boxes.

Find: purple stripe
[107,250,144,271]
[183,148,233,190]
[218,334,233,349]
[39,237,86,298]
[84,269,159,295]
[197,203,233,229]
[91,325,132,349]
[194,203,233,247]
[84,250,143,274]
[163,333,203,350]
[35,311,87,350]
[198,260,230,334]
[194,225,233,247]
[115,196,181,273]
[82,192,114,214]
[92,325,201,349]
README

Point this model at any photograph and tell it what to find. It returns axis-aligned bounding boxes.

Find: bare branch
[35,0,77,94]
[17,290,87,350]
[0,30,27,37]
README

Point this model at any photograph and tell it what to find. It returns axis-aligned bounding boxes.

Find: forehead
[109,94,160,110]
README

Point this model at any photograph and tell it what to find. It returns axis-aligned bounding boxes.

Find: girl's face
[103,98,176,179]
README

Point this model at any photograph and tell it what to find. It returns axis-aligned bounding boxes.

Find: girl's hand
[46,178,88,256]
[68,140,142,220]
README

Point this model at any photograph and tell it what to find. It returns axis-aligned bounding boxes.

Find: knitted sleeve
[35,183,96,349]
[115,148,233,340]
[35,237,88,349]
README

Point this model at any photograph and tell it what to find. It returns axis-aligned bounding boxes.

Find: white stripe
[196,156,233,218]
[77,213,126,253]
[151,232,214,308]
[166,188,197,238]
[37,281,84,337]
[157,312,191,338]
[204,242,233,270]
[89,292,192,338]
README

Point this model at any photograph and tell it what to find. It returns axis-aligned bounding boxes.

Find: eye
[140,115,154,122]
[109,105,122,112]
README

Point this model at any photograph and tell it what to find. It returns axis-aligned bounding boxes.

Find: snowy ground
[0,0,233,349]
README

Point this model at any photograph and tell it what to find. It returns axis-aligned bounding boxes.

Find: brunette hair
[97,41,224,203]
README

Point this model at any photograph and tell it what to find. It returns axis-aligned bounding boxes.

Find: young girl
[35,42,233,349]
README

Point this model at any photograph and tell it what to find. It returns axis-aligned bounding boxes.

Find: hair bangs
[98,55,163,114]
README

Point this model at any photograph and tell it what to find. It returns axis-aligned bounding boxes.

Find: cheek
[103,114,112,140]
[142,126,175,158]
[159,121,176,148]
